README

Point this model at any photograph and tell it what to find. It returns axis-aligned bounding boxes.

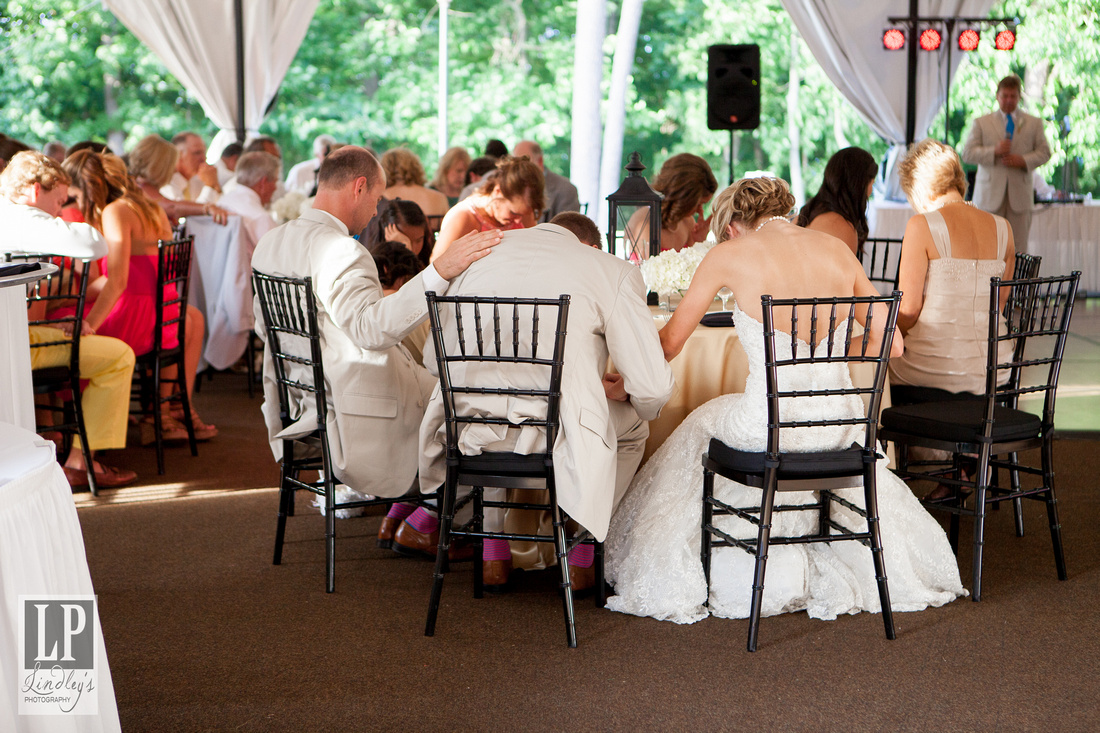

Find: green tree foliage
[0,1,214,146]
[0,0,1095,196]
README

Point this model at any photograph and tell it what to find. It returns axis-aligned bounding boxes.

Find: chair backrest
[860,237,903,294]
[988,272,1080,434]
[152,236,194,355]
[759,292,902,456]
[425,292,570,461]
[1013,252,1041,280]
[7,253,90,373]
[251,271,328,431]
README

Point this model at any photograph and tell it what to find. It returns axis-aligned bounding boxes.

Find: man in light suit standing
[410,214,675,589]
[251,146,501,506]
[961,74,1051,252]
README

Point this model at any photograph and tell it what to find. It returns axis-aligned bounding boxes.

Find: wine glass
[717,287,733,312]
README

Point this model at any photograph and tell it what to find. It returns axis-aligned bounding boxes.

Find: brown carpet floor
[76,374,1100,732]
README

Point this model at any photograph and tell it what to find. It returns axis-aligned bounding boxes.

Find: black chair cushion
[880,400,1041,443]
[706,438,868,481]
[31,366,73,386]
[457,451,550,478]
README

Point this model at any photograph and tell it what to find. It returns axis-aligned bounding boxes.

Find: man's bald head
[513,140,544,170]
[317,146,384,192]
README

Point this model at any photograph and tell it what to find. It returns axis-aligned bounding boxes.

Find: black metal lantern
[605,152,664,261]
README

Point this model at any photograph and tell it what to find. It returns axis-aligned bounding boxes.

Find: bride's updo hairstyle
[710,176,795,240]
[898,138,967,214]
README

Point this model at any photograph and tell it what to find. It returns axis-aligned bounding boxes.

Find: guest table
[0,421,121,731]
[509,305,894,570]
[869,198,1100,293]
[185,215,255,372]
[0,262,57,432]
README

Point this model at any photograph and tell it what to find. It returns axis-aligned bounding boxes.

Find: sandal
[140,414,217,445]
[170,408,218,440]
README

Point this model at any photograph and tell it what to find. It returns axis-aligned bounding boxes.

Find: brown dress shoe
[392,521,475,561]
[377,515,401,549]
[61,463,137,490]
[482,559,513,592]
[568,562,596,596]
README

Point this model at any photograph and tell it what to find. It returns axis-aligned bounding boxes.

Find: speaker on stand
[707,44,761,184]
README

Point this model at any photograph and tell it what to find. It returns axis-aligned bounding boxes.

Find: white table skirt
[0,263,57,432]
[186,215,254,371]
[869,199,1100,292]
[0,289,34,432]
[0,422,120,732]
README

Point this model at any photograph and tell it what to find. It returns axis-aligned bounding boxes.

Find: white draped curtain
[103,0,319,158]
[780,0,994,196]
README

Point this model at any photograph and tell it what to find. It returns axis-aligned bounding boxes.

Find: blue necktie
[1006,113,1015,139]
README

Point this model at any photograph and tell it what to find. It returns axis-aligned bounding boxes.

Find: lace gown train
[605,306,966,624]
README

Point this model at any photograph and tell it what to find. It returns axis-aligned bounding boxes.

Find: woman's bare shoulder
[806,211,857,248]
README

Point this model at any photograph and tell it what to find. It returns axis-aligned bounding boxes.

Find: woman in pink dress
[65,151,216,442]
[429,155,543,261]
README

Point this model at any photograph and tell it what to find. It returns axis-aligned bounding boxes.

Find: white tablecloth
[0,288,34,432]
[0,422,120,732]
[869,199,1100,292]
[186,215,254,371]
[0,264,57,432]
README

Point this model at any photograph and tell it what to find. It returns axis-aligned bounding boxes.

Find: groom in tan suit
[413,216,675,584]
[251,146,501,501]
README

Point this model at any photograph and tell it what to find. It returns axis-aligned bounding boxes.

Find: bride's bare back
[661,220,892,359]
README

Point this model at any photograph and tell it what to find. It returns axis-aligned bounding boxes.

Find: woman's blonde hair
[0,150,68,199]
[381,147,427,187]
[102,152,163,231]
[710,176,796,240]
[128,134,179,188]
[652,153,718,230]
[898,139,967,213]
[429,146,471,190]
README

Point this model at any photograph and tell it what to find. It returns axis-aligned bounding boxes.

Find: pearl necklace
[930,198,974,211]
[754,215,788,232]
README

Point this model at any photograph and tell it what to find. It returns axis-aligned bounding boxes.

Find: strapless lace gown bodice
[605,306,965,624]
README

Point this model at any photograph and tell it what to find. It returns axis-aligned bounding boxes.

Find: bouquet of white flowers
[638,241,715,295]
[271,191,307,224]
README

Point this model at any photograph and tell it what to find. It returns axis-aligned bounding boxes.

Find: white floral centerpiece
[271,191,307,224]
[638,241,716,302]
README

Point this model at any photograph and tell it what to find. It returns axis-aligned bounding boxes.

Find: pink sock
[482,538,511,561]
[385,502,416,521]
[567,543,594,568]
[406,507,439,534]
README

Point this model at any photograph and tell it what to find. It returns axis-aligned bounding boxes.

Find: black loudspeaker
[707,44,760,130]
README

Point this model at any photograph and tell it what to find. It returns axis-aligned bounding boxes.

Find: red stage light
[958,29,980,51]
[883,28,906,51]
[995,28,1016,50]
[918,28,942,51]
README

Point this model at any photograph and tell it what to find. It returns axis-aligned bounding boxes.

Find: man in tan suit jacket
[251,146,501,502]
[413,219,675,584]
[961,74,1051,252]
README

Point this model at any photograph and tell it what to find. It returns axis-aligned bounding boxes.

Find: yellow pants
[28,327,135,451]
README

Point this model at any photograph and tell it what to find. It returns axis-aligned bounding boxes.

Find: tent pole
[438,0,450,156]
[235,0,246,144]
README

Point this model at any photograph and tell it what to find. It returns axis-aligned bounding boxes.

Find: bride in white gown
[605,177,965,624]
